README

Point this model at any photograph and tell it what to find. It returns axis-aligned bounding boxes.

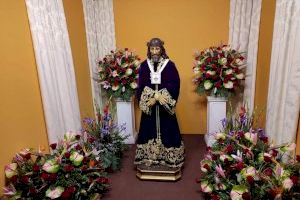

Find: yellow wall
[113,0,229,134]
[254,0,276,128]
[63,0,94,118]
[0,0,49,191]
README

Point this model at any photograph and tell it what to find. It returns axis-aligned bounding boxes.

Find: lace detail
[139,86,155,115]
[134,138,185,168]
[159,88,176,115]
[139,87,177,115]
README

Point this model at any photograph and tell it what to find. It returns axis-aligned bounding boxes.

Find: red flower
[264,168,273,177]
[203,164,210,171]
[32,164,40,172]
[290,175,298,185]
[215,81,222,88]
[50,143,57,150]
[29,187,37,195]
[41,172,50,181]
[264,155,272,162]
[88,137,96,143]
[10,175,18,184]
[75,144,82,151]
[21,175,30,183]
[49,173,57,181]
[64,165,74,172]
[225,145,234,153]
[260,136,268,144]
[235,162,245,171]
[242,192,251,200]
[75,135,81,140]
[246,176,254,185]
[64,152,71,159]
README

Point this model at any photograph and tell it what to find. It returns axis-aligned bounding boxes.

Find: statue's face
[150,46,161,63]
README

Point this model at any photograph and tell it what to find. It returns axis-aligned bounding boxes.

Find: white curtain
[229,0,262,112]
[25,0,81,144]
[266,0,300,145]
[82,0,116,112]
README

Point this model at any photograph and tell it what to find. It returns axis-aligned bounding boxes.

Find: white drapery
[82,0,116,112]
[25,0,81,144]
[229,0,262,112]
[266,0,300,145]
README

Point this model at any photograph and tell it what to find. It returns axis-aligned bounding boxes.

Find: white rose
[112,85,119,91]
[193,67,200,74]
[282,178,293,190]
[225,69,233,75]
[235,58,244,65]
[130,82,137,89]
[223,81,233,89]
[126,68,133,76]
[218,58,227,65]
[236,73,244,79]
[134,60,140,66]
[200,181,213,193]
[204,80,213,90]
[207,70,216,76]
[222,45,231,51]
[112,70,118,77]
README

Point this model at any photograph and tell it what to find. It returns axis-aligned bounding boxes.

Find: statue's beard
[151,55,160,63]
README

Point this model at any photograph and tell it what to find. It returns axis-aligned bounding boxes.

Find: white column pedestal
[205,96,227,146]
[115,99,137,144]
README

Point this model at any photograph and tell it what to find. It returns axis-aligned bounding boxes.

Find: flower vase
[115,98,137,144]
[205,96,227,146]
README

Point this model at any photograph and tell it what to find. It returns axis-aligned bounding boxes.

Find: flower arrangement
[82,104,128,171]
[97,48,141,101]
[4,131,109,200]
[193,44,245,97]
[198,107,300,200]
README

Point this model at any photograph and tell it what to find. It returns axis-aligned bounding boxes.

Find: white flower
[70,152,84,166]
[236,73,244,79]
[235,58,244,65]
[122,86,126,92]
[5,163,18,178]
[204,80,213,90]
[112,84,119,91]
[230,185,248,200]
[241,166,256,178]
[134,60,140,66]
[244,132,258,145]
[97,67,104,72]
[200,181,213,193]
[218,58,227,65]
[207,70,216,76]
[214,132,226,140]
[46,186,64,199]
[130,82,138,89]
[222,45,231,51]
[282,178,293,190]
[126,68,133,76]
[112,70,118,77]
[224,69,233,75]
[64,131,77,142]
[193,67,200,74]
[223,81,234,89]
[42,159,59,173]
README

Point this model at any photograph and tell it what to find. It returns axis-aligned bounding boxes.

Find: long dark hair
[146,38,169,59]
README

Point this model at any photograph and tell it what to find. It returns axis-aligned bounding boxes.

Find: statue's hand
[146,98,156,107]
[158,93,168,105]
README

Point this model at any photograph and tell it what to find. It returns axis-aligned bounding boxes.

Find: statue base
[136,164,182,181]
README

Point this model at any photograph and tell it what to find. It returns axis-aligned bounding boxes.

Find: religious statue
[134,38,184,177]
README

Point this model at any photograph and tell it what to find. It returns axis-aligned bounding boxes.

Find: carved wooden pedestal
[136,164,182,181]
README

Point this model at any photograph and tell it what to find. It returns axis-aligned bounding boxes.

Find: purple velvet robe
[134,59,184,168]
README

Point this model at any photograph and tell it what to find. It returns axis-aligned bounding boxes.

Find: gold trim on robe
[134,138,185,168]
